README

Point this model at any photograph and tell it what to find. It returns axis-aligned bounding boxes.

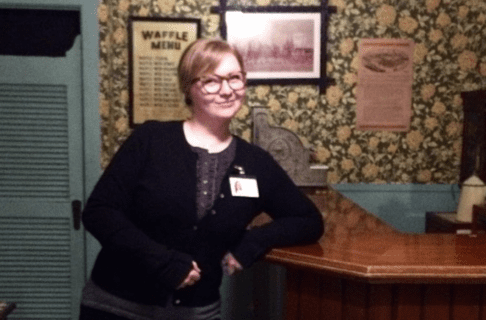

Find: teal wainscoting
[333,184,461,233]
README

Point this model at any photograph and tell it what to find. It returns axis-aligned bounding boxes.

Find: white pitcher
[457,174,486,222]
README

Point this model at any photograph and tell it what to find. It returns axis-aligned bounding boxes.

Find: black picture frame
[128,16,201,127]
[212,4,335,92]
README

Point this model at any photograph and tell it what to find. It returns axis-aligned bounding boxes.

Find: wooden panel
[423,284,451,319]
[319,276,343,320]
[284,272,486,320]
[394,284,422,320]
[299,272,322,319]
[451,285,481,320]
[481,285,486,320]
[368,284,393,320]
[343,280,368,320]
[286,268,301,320]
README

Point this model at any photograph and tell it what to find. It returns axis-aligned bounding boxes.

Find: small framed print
[226,11,321,82]
[128,17,201,127]
[211,2,336,91]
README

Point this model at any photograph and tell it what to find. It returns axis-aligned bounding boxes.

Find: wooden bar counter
[260,187,486,320]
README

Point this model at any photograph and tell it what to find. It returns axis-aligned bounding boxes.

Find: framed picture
[128,17,200,127]
[224,9,323,86]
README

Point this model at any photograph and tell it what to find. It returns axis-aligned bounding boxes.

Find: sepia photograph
[225,11,321,80]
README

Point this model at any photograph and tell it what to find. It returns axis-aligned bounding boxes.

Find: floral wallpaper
[98,0,486,184]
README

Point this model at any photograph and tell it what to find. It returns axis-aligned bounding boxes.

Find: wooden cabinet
[263,189,486,320]
[426,205,486,234]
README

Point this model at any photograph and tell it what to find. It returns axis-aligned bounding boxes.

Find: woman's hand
[177,261,201,289]
[221,252,243,276]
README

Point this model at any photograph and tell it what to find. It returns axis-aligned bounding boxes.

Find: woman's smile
[217,100,237,108]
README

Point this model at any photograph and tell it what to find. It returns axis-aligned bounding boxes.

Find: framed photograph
[128,17,200,127]
[225,10,322,85]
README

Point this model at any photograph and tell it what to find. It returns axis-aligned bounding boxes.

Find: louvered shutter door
[0,38,85,320]
[0,217,72,318]
[0,84,69,199]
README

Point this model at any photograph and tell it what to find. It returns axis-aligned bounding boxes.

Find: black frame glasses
[192,71,247,94]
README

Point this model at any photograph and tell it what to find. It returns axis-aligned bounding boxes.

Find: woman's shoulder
[129,120,182,140]
[234,136,266,155]
[124,121,184,150]
[136,120,183,133]
[233,136,279,167]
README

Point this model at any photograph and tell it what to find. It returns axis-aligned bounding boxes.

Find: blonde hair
[178,38,245,105]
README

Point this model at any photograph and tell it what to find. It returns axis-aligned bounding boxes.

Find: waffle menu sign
[129,18,200,126]
[141,30,189,50]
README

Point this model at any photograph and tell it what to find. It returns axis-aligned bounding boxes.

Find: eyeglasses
[192,72,246,94]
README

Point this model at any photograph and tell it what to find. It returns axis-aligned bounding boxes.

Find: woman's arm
[230,150,324,268]
[82,123,193,289]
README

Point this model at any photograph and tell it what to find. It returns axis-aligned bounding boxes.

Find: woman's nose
[219,79,233,96]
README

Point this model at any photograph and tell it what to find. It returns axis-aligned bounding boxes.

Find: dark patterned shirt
[191,138,236,220]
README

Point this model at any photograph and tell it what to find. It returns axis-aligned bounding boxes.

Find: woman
[79,38,324,320]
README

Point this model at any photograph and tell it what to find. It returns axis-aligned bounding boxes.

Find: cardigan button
[219,193,225,198]
[193,225,198,231]
[211,209,216,215]
[174,299,181,305]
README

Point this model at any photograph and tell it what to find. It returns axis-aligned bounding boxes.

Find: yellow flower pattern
[428,29,443,43]
[376,5,396,26]
[417,170,432,183]
[98,0,486,184]
[398,16,419,34]
[337,126,352,142]
[413,43,428,64]
[451,34,469,51]
[431,102,446,115]
[406,131,424,151]
[340,38,355,56]
[426,0,441,13]
[98,4,109,23]
[436,12,451,28]
[157,0,176,13]
[458,50,478,71]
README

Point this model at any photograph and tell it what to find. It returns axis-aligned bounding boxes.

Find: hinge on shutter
[72,200,82,230]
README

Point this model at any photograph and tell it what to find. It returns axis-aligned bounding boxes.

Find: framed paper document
[356,39,414,131]
[128,17,201,126]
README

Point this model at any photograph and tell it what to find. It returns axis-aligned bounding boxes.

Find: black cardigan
[82,121,324,307]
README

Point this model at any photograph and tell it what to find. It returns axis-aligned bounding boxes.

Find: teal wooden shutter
[0,216,73,318]
[0,84,70,198]
[0,37,85,320]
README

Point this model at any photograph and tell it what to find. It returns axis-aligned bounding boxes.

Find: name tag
[229,176,259,198]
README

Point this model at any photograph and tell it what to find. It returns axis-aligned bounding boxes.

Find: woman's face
[189,53,246,122]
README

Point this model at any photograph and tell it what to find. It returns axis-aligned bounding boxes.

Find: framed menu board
[128,17,201,126]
